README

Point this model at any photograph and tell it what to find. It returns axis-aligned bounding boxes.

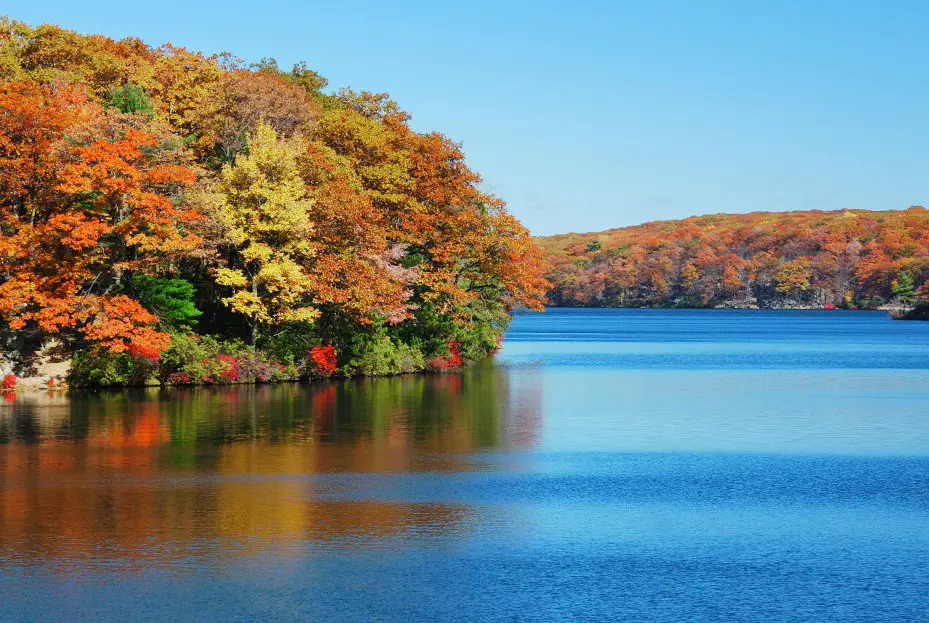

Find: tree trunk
[251,278,259,346]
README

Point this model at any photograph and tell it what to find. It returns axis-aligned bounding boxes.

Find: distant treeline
[539,208,929,309]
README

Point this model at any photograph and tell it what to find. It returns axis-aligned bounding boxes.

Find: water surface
[2,309,928,621]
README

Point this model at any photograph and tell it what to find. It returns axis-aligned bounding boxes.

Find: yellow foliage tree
[774,257,813,297]
[197,121,317,343]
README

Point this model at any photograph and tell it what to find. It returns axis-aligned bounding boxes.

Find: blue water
[1,309,928,621]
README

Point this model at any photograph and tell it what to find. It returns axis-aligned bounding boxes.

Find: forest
[0,18,549,387]
[540,208,929,310]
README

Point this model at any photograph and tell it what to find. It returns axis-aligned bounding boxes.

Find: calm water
[2,309,929,621]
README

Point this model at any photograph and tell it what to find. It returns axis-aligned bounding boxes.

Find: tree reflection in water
[0,361,542,569]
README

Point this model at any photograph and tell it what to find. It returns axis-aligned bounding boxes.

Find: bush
[261,322,316,368]
[70,348,158,387]
[428,340,463,370]
[390,298,508,368]
[68,302,503,387]
[160,333,299,385]
[159,333,218,383]
[229,349,290,383]
[307,344,337,376]
[442,299,509,365]
[343,336,425,376]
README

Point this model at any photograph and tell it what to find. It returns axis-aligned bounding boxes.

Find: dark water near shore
[2,309,928,621]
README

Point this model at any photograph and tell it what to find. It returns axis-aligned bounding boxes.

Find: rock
[0,340,72,391]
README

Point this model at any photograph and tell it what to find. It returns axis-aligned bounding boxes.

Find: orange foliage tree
[0,79,197,355]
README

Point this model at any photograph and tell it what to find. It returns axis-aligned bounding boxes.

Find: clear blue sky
[5,0,929,235]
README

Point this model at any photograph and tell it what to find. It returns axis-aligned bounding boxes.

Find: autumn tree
[313,89,548,317]
[0,80,91,223]
[195,69,318,162]
[149,43,224,131]
[0,82,198,355]
[196,122,317,343]
[398,119,548,313]
[298,141,416,323]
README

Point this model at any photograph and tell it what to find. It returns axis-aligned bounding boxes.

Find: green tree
[106,83,154,117]
[131,275,202,329]
[892,272,917,309]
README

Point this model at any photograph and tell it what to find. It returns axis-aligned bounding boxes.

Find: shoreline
[539,304,884,311]
[1,342,477,394]
[1,363,467,395]
[3,305,921,395]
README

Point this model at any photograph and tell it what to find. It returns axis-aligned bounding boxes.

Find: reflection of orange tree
[89,407,168,448]
[0,369,545,566]
[0,440,475,566]
[213,442,474,548]
[414,368,504,453]
[310,383,337,428]
[317,366,538,454]
[0,392,72,440]
[0,441,210,567]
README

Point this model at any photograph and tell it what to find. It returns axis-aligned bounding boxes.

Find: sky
[5,0,929,235]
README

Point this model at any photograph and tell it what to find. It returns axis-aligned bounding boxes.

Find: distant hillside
[538,208,929,309]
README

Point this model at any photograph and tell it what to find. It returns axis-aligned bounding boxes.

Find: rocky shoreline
[888,304,929,320]
[1,342,71,392]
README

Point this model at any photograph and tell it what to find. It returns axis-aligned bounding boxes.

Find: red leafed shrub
[308,344,337,376]
[167,371,192,385]
[445,340,463,367]
[431,340,463,370]
[47,377,55,387]
[236,353,272,383]
[2,374,16,391]
[216,354,240,382]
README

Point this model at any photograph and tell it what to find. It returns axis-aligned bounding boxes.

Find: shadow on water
[0,360,543,568]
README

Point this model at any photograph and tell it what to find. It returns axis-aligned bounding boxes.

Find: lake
[2,309,928,621]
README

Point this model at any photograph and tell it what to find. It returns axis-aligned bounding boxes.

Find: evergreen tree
[892,272,917,309]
